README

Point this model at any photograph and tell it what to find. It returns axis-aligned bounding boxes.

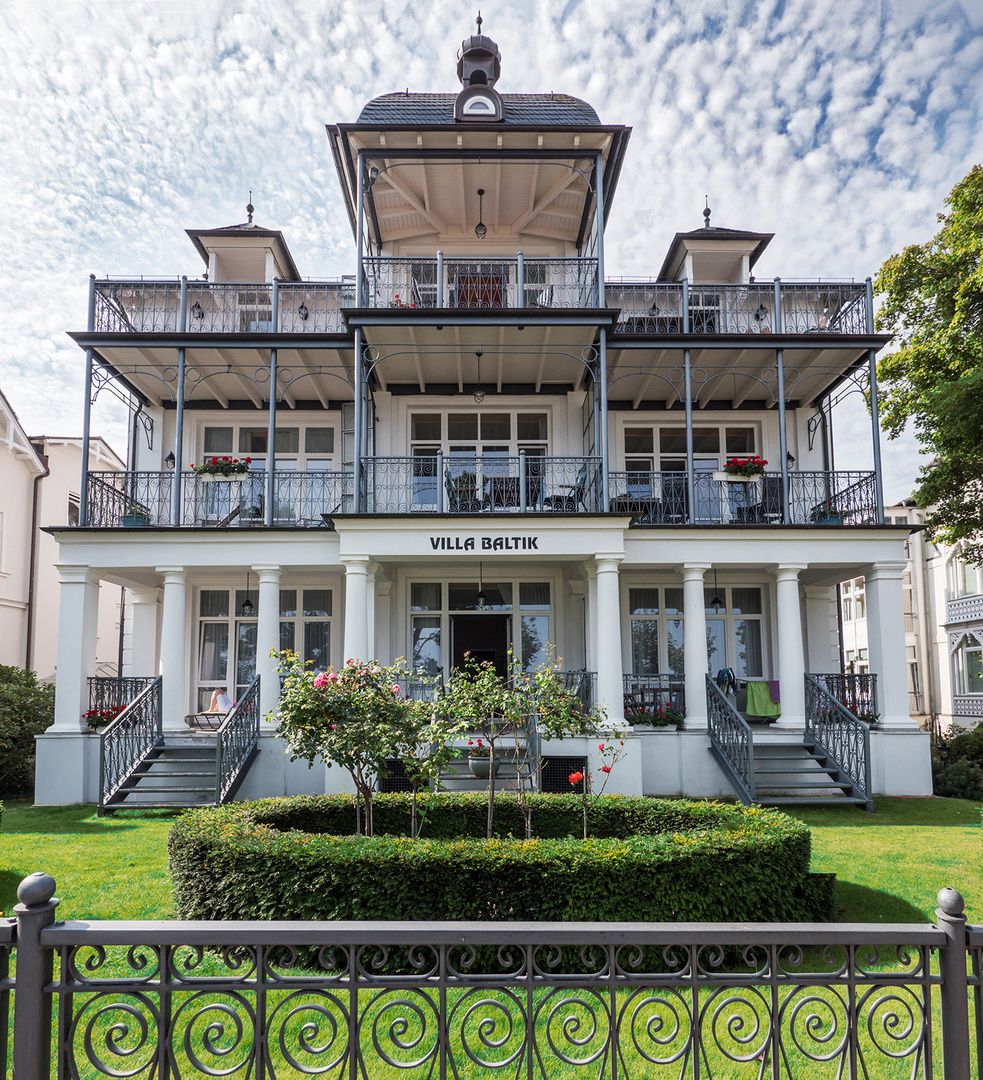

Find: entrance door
[451,614,511,678]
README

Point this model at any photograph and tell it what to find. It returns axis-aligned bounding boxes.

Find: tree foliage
[875,164,983,562]
[0,665,55,795]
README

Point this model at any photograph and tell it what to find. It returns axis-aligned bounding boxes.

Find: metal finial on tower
[246,191,254,225]
[476,10,482,33]
[703,196,711,228]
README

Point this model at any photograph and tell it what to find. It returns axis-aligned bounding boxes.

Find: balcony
[85,471,354,527]
[946,594,983,625]
[608,470,878,526]
[360,257,599,310]
[606,281,870,336]
[363,456,602,514]
[93,280,354,335]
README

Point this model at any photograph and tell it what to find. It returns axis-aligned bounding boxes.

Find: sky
[2,0,982,503]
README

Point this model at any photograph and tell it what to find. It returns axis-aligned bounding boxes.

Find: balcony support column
[776,347,790,523]
[594,554,624,723]
[356,151,365,307]
[584,563,598,675]
[366,562,378,661]
[683,343,695,524]
[172,277,188,525]
[598,329,610,505]
[255,565,281,721]
[868,339,885,523]
[354,327,364,512]
[774,564,807,729]
[79,275,96,526]
[436,250,444,307]
[342,555,370,663]
[265,280,279,527]
[52,566,100,732]
[681,564,710,728]
[866,561,916,729]
[124,586,160,678]
[157,566,188,726]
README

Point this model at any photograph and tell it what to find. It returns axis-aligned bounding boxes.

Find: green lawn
[1,795,980,925]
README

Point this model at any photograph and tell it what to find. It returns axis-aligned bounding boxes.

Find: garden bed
[169,793,834,925]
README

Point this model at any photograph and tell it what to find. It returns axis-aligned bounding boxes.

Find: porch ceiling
[91,343,355,408]
[606,342,872,408]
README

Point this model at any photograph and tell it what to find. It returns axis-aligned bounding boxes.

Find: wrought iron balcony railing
[362,455,602,515]
[606,281,870,335]
[84,470,353,527]
[609,469,878,525]
[360,256,599,309]
[92,280,353,334]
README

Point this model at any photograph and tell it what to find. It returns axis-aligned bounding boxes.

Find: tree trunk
[486,743,496,839]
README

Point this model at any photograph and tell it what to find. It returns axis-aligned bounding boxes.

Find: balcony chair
[542,465,590,513]
[445,471,482,513]
[733,476,784,524]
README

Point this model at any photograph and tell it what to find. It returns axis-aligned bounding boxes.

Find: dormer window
[463,94,494,114]
[455,84,504,122]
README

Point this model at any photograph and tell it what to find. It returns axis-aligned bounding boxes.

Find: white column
[585,564,598,674]
[342,555,370,663]
[774,564,807,728]
[125,586,160,678]
[366,562,379,661]
[255,565,281,721]
[681,564,710,728]
[594,554,625,722]
[157,567,188,726]
[52,566,100,732]
[866,561,916,729]
[803,585,838,674]
[375,578,393,665]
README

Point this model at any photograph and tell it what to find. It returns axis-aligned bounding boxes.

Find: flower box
[122,511,150,526]
[198,473,244,483]
[712,471,757,483]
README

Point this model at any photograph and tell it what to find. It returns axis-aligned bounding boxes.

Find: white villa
[36,23,931,811]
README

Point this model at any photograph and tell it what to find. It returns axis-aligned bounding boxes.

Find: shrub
[0,666,54,795]
[932,758,983,801]
[169,794,834,935]
[940,726,983,766]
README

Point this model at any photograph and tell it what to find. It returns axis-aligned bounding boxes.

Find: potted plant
[811,499,842,524]
[191,456,252,480]
[631,704,685,730]
[122,505,150,526]
[466,737,497,777]
[718,455,768,480]
[83,705,124,730]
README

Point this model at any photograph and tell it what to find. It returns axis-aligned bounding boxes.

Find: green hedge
[0,666,54,796]
[169,794,834,927]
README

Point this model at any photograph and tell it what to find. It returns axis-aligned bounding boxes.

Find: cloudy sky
[2,0,981,502]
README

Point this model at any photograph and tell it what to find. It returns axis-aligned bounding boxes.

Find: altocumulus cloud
[1,0,981,499]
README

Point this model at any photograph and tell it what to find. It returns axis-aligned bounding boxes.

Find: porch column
[255,565,281,721]
[366,562,379,661]
[803,585,839,674]
[342,555,370,663]
[865,561,916,728]
[681,564,710,728]
[157,567,188,725]
[774,564,807,728]
[594,554,624,723]
[52,566,100,732]
[584,564,598,674]
[375,576,393,665]
[124,586,160,678]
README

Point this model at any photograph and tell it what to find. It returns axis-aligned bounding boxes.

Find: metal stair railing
[215,676,261,804]
[99,676,163,811]
[804,674,873,811]
[706,674,755,804]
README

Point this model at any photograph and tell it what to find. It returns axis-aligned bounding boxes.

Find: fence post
[13,872,59,1080]
[937,887,971,1080]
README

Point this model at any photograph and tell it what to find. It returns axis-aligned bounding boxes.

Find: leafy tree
[0,666,55,795]
[875,164,983,561]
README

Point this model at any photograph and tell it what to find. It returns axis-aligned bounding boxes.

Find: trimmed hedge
[0,666,54,796]
[169,793,834,926]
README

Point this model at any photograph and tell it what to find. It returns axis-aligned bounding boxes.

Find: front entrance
[451,614,511,678]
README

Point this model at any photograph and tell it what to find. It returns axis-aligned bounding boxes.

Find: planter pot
[468,756,501,778]
[197,473,245,483]
[813,514,842,525]
[122,513,150,526]
[712,471,761,482]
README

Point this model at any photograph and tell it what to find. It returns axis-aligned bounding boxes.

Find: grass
[1,794,980,924]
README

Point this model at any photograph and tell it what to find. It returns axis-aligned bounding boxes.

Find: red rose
[569,771,584,785]
[601,765,612,774]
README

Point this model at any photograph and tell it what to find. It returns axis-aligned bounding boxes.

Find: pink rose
[391,683,401,695]
[314,673,329,687]
[328,672,338,682]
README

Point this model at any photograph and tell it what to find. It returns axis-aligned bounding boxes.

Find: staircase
[706,675,873,811]
[98,676,260,814]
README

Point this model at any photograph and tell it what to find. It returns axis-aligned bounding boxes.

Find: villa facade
[36,24,931,808]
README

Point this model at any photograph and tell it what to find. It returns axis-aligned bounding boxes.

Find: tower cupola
[457,13,501,87]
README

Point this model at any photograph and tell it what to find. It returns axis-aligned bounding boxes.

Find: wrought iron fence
[10,872,979,1080]
[804,674,873,811]
[790,470,878,525]
[277,282,353,333]
[360,256,599,309]
[607,281,870,336]
[215,675,260,803]
[87,676,157,715]
[609,471,689,522]
[706,674,755,803]
[86,470,174,526]
[623,673,685,718]
[809,672,878,720]
[94,280,181,332]
[363,455,601,514]
[270,471,354,523]
[98,676,162,808]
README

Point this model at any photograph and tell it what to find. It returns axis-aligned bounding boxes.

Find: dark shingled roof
[357,92,601,126]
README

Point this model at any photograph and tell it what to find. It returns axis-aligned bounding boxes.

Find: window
[201,424,338,470]
[67,494,80,527]
[953,634,983,696]
[624,423,757,473]
[953,559,983,599]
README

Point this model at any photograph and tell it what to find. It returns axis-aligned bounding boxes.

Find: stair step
[759,796,867,806]
[118,784,215,793]
[755,766,830,774]
[756,780,848,790]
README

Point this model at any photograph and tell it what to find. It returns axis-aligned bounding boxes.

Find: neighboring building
[37,23,932,807]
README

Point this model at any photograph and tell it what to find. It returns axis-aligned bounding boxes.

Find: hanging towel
[767,680,781,704]
[746,681,781,718]
[715,667,738,695]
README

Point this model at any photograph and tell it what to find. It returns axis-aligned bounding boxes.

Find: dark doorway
[451,614,511,678]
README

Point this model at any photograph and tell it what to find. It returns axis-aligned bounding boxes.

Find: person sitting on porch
[208,687,234,713]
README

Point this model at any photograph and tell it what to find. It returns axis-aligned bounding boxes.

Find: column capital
[867,560,908,581]
[127,586,160,605]
[773,564,808,582]
[341,554,371,571]
[678,563,710,581]
[253,565,282,584]
[56,564,100,586]
[594,553,624,572]
[155,565,187,582]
